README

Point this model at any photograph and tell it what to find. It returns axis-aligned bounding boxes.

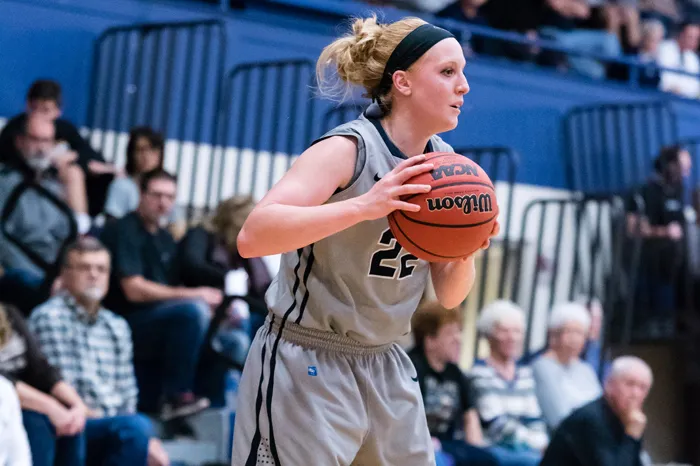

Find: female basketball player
[232,15,499,466]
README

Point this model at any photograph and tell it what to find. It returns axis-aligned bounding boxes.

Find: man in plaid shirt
[28,237,169,466]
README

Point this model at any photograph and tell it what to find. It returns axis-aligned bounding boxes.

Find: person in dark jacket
[175,195,272,338]
[175,195,272,406]
[540,356,652,466]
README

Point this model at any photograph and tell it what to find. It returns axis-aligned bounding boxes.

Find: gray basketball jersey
[265,112,454,346]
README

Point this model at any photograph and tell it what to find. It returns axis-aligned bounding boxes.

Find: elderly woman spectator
[470,300,548,466]
[532,302,603,431]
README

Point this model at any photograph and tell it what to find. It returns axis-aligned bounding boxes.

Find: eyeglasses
[144,190,176,202]
[66,263,110,274]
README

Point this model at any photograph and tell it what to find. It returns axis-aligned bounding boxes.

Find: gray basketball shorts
[231,313,435,466]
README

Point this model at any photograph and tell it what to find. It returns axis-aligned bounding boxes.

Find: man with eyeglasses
[28,237,170,466]
[100,169,219,421]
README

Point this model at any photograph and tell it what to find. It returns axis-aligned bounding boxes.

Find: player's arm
[237,136,433,258]
[430,222,499,309]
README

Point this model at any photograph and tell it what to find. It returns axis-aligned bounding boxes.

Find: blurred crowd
[363,0,700,97]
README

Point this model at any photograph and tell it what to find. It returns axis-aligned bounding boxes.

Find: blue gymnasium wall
[4,0,700,190]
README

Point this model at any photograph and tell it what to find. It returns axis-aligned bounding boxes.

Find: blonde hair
[0,304,13,348]
[205,195,256,252]
[316,15,426,111]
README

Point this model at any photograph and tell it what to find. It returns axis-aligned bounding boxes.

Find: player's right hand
[356,154,434,221]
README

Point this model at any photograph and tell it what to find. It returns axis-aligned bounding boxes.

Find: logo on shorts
[374,173,382,182]
[308,366,317,376]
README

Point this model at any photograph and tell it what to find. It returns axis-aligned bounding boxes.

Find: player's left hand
[479,221,500,251]
[457,221,500,262]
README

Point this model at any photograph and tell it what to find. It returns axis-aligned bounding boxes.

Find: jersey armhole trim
[312,132,367,196]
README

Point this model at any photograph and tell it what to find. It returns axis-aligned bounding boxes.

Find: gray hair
[477,300,525,336]
[608,356,653,385]
[548,302,591,331]
[641,19,665,39]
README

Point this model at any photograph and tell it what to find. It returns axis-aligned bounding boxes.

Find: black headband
[373,23,455,102]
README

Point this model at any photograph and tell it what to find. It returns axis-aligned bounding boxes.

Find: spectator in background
[629,18,665,86]
[409,302,498,466]
[0,79,118,217]
[0,374,32,466]
[657,21,700,97]
[29,237,170,466]
[390,0,454,12]
[576,295,611,380]
[174,195,272,406]
[540,356,653,466]
[601,0,642,52]
[0,302,86,466]
[436,0,491,55]
[462,0,542,62]
[539,0,622,79]
[103,126,185,239]
[532,302,603,431]
[470,300,548,466]
[538,0,623,79]
[0,113,78,314]
[101,169,214,420]
[627,145,690,338]
[175,195,271,349]
[640,0,681,31]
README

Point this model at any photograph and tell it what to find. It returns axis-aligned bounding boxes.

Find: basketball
[389,152,499,262]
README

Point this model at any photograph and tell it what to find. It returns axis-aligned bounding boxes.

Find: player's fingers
[393,201,421,213]
[391,183,431,197]
[394,163,434,184]
[491,221,500,236]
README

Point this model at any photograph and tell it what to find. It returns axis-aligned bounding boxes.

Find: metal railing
[564,100,679,193]
[84,19,227,217]
[509,195,631,352]
[215,59,317,206]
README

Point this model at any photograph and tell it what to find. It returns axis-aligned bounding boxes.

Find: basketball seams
[389,215,466,261]
[396,210,499,228]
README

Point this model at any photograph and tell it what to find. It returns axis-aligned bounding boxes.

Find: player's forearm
[430,256,476,309]
[237,199,366,258]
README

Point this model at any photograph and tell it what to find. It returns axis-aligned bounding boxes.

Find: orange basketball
[388,152,498,262]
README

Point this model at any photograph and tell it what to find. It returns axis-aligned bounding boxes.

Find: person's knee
[22,410,54,435]
[112,414,154,444]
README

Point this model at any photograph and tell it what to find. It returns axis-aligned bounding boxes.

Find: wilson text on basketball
[430,162,479,180]
[426,193,493,214]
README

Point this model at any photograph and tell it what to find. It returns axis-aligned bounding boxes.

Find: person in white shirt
[0,374,32,466]
[657,22,700,98]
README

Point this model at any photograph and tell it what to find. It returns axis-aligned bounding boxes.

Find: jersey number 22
[368,228,418,279]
